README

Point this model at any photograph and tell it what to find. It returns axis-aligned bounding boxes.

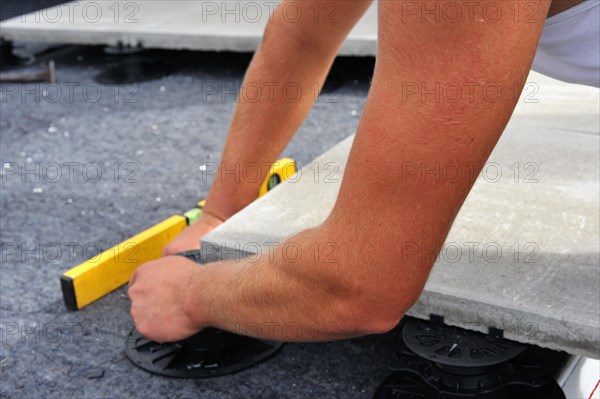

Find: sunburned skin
[163,0,590,257]
[130,0,562,343]
[128,0,596,346]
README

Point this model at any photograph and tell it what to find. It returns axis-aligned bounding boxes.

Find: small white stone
[160,86,166,92]
[156,197,162,202]
[33,187,43,193]
[67,198,73,204]
[351,110,358,116]
[3,163,10,169]
[152,125,158,130]
[48,126,58,133]
[64,131,70,138]
[199,164,207,171]
[26,157,32,163]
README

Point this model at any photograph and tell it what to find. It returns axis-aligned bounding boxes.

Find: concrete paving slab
[203,71,600,358]
[0,0,378,56]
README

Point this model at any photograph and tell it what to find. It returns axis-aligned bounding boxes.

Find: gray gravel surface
[0,43,406,399]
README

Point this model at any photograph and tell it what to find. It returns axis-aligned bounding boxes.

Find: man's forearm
[162,1,374,255]
[203,27,337,221]
[202,0,374,221]
[185,227,394,342]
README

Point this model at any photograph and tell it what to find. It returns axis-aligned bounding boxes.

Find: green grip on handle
[184,207,203,224]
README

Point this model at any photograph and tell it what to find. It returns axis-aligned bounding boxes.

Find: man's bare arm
[163,0,373,255]
[131,0,552,343]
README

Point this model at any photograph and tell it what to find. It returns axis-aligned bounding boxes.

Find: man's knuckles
[162,241,194,257]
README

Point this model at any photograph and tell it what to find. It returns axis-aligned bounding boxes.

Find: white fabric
[533,0,600,87]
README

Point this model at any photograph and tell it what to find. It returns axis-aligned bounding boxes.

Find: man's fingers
[129,269,138,288]
[128,260,152,288]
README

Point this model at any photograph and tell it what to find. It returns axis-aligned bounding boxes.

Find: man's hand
[162,212,224,256]
[128,256,206,342]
